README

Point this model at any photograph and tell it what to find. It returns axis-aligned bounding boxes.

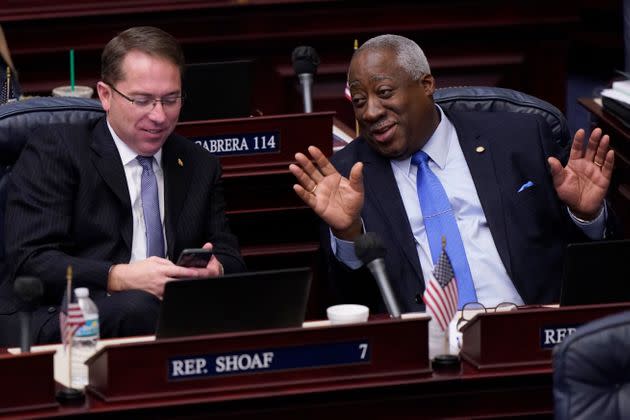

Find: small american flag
[60,301,85,347]
[423,247,458,331]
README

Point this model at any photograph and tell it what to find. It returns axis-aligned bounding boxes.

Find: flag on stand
[60,300,85,347]
[423,245,458,331]
[59,266,84,347]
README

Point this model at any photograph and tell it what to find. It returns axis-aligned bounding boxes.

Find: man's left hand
[548,128,614,220]
[187,242,224,277]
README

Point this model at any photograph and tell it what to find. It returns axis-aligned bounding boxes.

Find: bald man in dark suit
[290,34,616,314]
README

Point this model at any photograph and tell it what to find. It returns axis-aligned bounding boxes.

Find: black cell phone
[176,248,213,268]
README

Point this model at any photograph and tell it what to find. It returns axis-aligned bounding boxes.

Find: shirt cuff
[330,220,365,270]
[568,203,607,240]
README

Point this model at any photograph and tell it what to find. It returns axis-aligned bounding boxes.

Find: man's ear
[96,81,112,112]
[420,74,435,95]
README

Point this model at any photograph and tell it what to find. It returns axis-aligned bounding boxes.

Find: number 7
[359,343,368,359]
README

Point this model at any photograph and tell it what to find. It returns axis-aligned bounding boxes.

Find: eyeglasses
[456,302,519,332]
[106,83,184,110]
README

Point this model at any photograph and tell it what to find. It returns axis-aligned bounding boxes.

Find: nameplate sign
[539,323,580,349]
[192,130,280,156]
[168,340,370,380]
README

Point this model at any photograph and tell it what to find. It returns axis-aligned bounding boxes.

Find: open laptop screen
[156,267,312,339]
[559,240,630,306]
[179,60,253,122]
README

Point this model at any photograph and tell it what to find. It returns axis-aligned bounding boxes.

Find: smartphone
[176,248,213,268]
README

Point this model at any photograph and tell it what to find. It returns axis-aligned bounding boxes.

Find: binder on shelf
[601,95,630,129]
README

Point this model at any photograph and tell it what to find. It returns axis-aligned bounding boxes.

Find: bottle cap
[74,287,89,298]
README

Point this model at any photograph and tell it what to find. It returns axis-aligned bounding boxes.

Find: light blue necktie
[412,151,477,308]
[136,156,165,258]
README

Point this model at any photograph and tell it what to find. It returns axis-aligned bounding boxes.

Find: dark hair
[101,26,185,85]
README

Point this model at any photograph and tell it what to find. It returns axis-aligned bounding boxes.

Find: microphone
[14,276,43,352]
[291,46,320,113]
[355,232,401,318]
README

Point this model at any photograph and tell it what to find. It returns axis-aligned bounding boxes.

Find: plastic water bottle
[70,287,99,389]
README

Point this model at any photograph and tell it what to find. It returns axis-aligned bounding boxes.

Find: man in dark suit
[290,34,615,314]
[0,26,245,346]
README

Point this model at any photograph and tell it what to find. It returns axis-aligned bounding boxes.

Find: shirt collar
[394,104,455,175]
[107,120,162,168]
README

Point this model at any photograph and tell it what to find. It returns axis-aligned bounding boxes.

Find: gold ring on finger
[309,184,318,194]
[594,161,603,168]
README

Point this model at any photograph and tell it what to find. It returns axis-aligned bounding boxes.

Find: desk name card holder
[85,317,430,403]
[0,350,57,414]
[460,302,630,369]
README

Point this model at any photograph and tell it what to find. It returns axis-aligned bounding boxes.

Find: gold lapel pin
[177,158,184,167]
[475,146,485,153]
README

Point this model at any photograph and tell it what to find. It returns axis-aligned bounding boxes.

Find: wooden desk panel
[175,112,332,317]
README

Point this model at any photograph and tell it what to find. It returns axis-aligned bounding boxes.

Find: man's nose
[148,101,167,123]
[362,96,385,122]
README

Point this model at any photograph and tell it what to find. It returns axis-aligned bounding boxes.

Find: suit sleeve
[5,127,111,304]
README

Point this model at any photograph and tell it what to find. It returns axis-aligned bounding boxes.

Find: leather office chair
[553,310,630,420]
[434,86,571,151]
[0,97,104,274]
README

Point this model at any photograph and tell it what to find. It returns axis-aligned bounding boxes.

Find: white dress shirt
[333,105,606,307]
[108,121,167,262]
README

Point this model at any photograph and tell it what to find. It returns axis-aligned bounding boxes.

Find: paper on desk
[602,88,630,106]
[613,80,630,96]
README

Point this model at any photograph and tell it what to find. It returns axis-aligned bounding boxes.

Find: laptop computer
[559,240,630,306]
[156,267,312,339]
[179,60,253,122]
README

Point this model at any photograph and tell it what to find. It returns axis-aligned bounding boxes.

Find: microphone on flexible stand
[355,232,401,318]
[291,46,320,113]
[13,276,44,352]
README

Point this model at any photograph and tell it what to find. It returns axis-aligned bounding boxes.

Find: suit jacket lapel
[89,118,133,251]
[447,110,513,277]
[359,143,424,282]
[162,137,192,259]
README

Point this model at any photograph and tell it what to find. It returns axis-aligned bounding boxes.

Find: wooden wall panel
[1,0,581,128]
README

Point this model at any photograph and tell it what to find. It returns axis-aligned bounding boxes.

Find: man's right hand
[108,257,202,298]
[289,145,364,240]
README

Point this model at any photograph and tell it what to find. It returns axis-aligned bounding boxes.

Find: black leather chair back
[553,310,630,420]
[434,86,571,150]
[0,97,104,269]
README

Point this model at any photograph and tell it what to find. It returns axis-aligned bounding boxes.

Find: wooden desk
[579,98,630,237]
[36,366,553,419]
[1,319,555,420]
[14,301,630,419]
